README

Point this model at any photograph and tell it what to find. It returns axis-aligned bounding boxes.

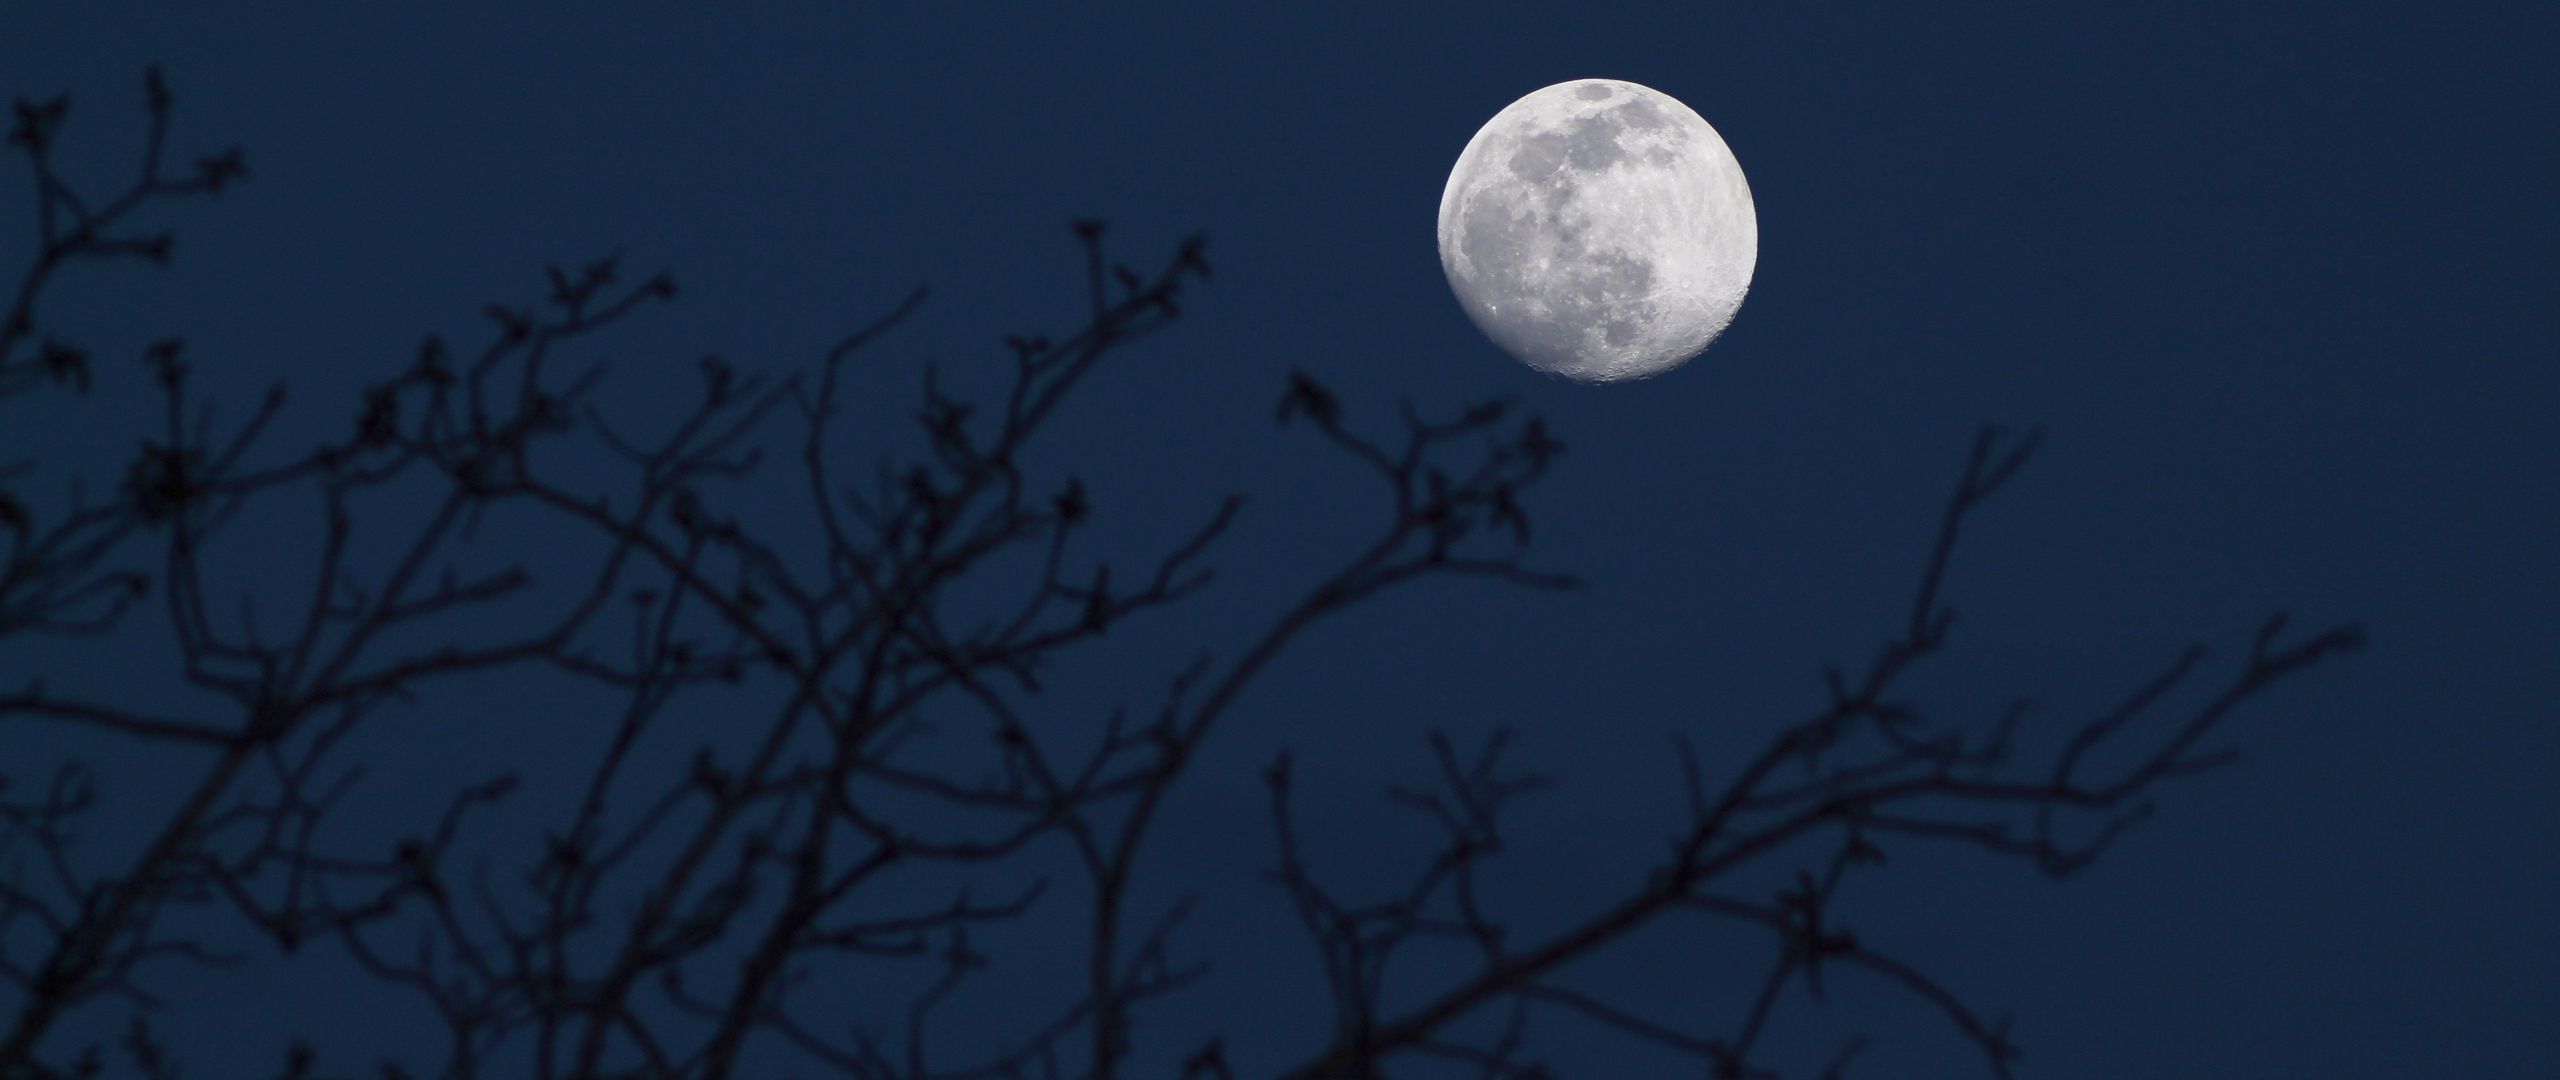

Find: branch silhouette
[0,71,2360,1080]
[1265,427,2363,1079]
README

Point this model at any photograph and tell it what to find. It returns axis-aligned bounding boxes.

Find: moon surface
[1437,79,1757,382]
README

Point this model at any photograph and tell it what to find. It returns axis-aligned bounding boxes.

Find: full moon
[1437,79,1757,383]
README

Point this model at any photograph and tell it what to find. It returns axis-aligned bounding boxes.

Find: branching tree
[0,70,2360,1080]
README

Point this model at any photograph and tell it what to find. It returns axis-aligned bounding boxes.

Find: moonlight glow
[1437,79,1757,382]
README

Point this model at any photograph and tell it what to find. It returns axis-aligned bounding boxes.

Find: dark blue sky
[6,4,2555,1077]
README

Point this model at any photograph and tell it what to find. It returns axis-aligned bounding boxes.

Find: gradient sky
[5,4,2555,1077]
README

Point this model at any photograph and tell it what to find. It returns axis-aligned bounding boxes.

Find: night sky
[6,4,2555,1077]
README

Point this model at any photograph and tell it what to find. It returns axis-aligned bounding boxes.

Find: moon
[1437,79,1757,383]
